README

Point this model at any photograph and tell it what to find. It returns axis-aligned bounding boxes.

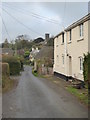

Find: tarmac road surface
[2,66,88,118]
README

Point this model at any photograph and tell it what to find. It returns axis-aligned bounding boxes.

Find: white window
[62,33,64,44]
[69,29,72,41]
[62,55,64,65]
[79,23,83,37]
[80,57,83,72]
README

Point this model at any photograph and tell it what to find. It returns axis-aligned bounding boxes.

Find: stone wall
[37,66,53,75]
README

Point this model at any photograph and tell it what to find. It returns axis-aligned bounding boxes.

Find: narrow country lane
[2,66,88,118]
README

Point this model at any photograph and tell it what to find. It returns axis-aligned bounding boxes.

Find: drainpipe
[64,30,68,81]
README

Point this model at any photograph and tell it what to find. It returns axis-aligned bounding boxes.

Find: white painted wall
[54,16,89,81]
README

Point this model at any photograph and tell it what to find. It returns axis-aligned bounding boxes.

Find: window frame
[62,33,64,44]
[79,57,83,73]
[69,29,72,41]
[79,23,83,38]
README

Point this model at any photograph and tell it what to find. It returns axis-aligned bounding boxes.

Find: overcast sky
[0,2,88,43]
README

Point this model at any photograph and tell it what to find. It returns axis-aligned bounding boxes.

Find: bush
[32,69,38,77]
[24,51,30,58]
[83,53,90,82]
[34,70,37,73]
[17,56,24,70]
[24,59,30,65]
[2,55,21,75]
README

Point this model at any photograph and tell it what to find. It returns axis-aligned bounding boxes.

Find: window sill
[68,41,72,44]
[77,37,84,42]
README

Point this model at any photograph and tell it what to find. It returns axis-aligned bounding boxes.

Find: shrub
[24,51,30,58]
[17,56,24,70]
[32,69,38,77]
[24,59,30,65]
[2,55,21,75]
[83,53,90,82]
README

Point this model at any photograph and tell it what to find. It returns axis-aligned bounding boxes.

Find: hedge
[2,55,21,75]
[83,53,90,82]
[24,51,30,58]
[17,56,24,70]
[0,62,10,88]
[2,62,10,76]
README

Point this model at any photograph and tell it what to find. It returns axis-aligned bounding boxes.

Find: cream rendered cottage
[54,14,90,81]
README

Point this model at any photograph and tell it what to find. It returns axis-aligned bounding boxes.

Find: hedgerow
[2,55,21,75]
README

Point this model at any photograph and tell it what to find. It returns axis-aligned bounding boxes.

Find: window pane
[80,58,81,70]
[80,24,83,37]
[82,24,84,36]
[80,26,81,37]
[70,29,72,41]
[62,33,64,43]
[80,57,83,71]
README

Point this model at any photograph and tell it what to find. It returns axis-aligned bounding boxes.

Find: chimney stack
[45,33,49,42]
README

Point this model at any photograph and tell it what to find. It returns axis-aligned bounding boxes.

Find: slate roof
[35,46,54,60]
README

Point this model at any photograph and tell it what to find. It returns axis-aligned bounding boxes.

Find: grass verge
[32,70,49,78]
[66,86,88,105]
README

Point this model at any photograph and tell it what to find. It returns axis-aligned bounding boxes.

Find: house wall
[88,20,90,53]
[54,35,66,76]
[66,20,88,81]
[54,18,89,81]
